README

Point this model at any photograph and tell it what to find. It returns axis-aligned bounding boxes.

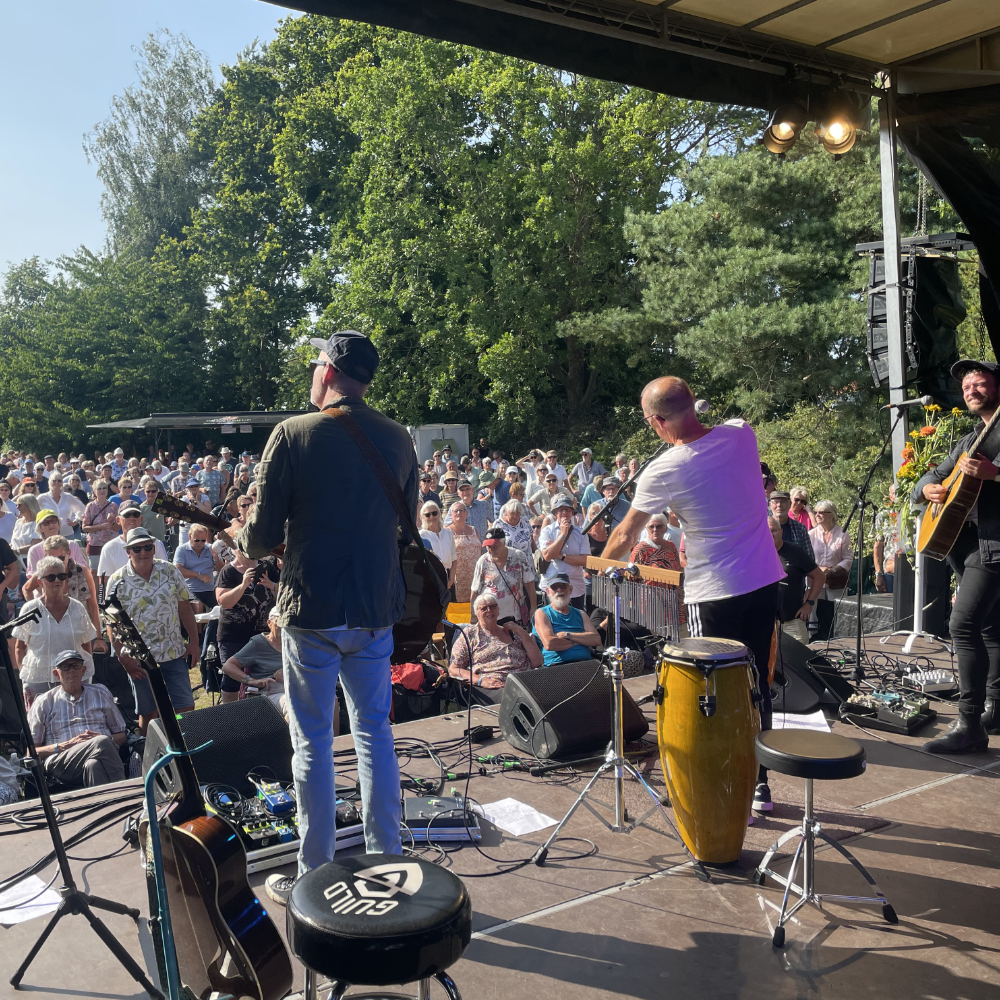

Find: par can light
[761,103,808,154]
[816,111,857,157]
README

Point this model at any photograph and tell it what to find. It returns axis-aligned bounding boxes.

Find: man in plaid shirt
[768,491,815,562]
[28,649,127,787]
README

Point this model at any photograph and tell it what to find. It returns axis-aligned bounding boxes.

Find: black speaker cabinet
[142,696,292,799]
[498,660,649,760]
[771,633,847,714]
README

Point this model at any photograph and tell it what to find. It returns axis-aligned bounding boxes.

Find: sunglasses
[121,512,142,519]
[545,479,558,484]
[238,501,254,509]
[425,512,439,518]
[191,538,208,544]
[42,573,68,582]
[56,661,85,671]
[128,543,156,553]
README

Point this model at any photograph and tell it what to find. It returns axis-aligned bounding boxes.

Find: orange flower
[901,446,915,463]
[919,426,936,437]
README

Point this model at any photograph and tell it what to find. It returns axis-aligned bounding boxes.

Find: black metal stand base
[11,887,162,998]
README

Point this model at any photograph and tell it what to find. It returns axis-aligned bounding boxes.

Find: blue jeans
[282,625,401,873]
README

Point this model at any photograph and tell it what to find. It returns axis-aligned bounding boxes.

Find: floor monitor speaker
[498,660,648,760]
[142,696,292,799]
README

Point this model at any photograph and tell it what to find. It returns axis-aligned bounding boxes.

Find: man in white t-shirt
[544,450,569,488]
[603,375,783,815]
[97,504,168,583]
[539,495,590,606]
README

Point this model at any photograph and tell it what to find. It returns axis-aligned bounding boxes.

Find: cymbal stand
[533,568,706,879]
[0,608,163,999]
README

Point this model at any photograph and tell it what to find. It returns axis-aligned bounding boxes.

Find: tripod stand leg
[79,899,165,1000]
[10,900,67,987]
[532,762,611,865]
[82,891,141,920]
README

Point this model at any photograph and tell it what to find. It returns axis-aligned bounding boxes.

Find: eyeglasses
[309,358,329,369]
[42,573,68,582]
[56,661,85,671]
[145,488,158,494]
[425,512,439,518]
[191,539,208,544]
[643,413,662,426]
[128,544,156,553]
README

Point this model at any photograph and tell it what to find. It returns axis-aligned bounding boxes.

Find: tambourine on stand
[532,558,698,870]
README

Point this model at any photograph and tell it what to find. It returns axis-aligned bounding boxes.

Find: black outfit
[913,421,1000,719]
[688,582,780,781]
[217,560,281,692]
[0,538,17,623]
[777,544,816,624]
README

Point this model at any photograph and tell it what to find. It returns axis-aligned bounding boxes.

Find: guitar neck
[104,599,204,818]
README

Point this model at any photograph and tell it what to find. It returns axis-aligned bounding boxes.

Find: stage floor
[2,633,999,1000]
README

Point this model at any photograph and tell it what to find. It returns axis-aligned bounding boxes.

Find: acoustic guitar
[917,407,1000,560]
[151,491,285,557]
[102,595,293,1000]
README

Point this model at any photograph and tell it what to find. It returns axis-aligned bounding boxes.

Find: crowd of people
[0,443,275,803]
[0,433,861,805]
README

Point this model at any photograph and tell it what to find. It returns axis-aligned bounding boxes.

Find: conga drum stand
[533,568,705,879]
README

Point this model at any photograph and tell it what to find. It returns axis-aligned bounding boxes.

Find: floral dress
[448,623,534,689]
[83,498,119,555]
[449,527,481,603]
[471,548,535,626]
[630,540,685,624]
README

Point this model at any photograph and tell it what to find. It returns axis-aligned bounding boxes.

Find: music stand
[0,608,163,999]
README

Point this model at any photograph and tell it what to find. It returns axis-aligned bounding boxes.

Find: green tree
[83,30,216,257]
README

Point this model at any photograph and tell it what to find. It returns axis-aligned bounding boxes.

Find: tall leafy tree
[83,30,216,257]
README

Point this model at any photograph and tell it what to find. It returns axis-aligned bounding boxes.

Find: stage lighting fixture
[816,110,857,157]
[761,104,808,154]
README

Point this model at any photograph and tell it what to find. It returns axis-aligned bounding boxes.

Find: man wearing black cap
[237,329,418,903]
[915,359,1000,752]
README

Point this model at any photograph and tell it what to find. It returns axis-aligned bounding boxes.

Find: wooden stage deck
[2,633,999,1000]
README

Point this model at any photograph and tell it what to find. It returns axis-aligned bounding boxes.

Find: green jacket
[238,397,419,629]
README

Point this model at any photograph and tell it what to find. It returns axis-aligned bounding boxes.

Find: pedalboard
[403,795,482,842]
[840,691,936,735]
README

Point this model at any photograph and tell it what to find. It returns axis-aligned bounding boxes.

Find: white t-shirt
[38,491,86,536]
[547,463,569,487]
[419,528,457,570]
[631,421,783,604]
[97,535,169,578]
[539,522,590,598]
[0,503,16,543]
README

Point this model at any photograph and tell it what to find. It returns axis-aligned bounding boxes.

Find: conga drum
[656,638,760,863]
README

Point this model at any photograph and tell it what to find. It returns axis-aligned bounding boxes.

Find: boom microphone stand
[0,609,163,999]
[842,410,905,683]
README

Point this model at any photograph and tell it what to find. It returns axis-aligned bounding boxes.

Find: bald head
[642,377,695,422]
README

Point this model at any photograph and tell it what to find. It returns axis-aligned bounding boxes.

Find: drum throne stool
[752,729,898,948]
[286,854,472,999]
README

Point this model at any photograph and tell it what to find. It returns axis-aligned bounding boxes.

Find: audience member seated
[221,607,287,711]
[216,552,280,703]
[630,513,681,571]
[174,524,224,609]
[447,592,542,704]
[13,556,97,707]
[532,574,602,667]
[28,649,126,787]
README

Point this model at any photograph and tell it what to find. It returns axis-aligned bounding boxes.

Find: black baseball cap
[951,359,1000,382]
[309,330,380,384]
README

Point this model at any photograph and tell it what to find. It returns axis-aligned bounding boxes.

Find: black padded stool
[287,853,472,1000]
[753,729,898,948]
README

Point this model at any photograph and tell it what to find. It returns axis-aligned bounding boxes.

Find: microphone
[880,395,933,410]
[694,399,710,414]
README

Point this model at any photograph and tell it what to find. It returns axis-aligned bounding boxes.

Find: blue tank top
[534,605,591,667]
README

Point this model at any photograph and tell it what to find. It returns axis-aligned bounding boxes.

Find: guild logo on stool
[323,863,424,916]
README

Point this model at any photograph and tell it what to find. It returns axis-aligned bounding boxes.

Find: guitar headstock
[102,595,159,675]
[151,490,229,531]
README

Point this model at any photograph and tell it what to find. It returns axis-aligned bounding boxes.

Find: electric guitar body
[103,597,292,1000]
[917,453,983,561]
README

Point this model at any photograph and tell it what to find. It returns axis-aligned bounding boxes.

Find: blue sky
[0,0,294,272]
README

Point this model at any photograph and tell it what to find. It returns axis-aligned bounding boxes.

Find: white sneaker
[264,873,296,906]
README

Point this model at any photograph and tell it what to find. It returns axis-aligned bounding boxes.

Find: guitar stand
[0,611,164,1000]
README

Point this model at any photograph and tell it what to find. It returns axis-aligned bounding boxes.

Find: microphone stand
[842,410,905,683]
[580,442,669,536]
[0,608,163,999]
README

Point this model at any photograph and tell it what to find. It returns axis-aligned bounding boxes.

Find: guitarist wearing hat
[915,359,1000,753]
[235,330,419,905]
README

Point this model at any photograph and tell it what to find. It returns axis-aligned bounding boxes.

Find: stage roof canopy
[274,1,1000,108]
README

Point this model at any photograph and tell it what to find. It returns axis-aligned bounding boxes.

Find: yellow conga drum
[656,638,760,863]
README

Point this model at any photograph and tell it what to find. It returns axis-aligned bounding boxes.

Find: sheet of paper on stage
[478,798,558,836]
[0,875,60,925]
[771,710,831,732]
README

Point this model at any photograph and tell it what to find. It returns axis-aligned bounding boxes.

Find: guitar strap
[321,405,448,605]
